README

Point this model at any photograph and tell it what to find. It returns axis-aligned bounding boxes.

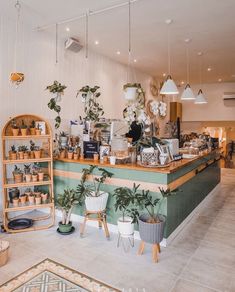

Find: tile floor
[0,169,235,292]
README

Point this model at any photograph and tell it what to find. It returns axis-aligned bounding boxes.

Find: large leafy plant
[76,165,113,198]
[77,85,104,122]
[56,188,82,225]
[46,80,67,93]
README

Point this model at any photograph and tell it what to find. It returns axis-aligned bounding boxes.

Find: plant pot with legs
[56,188,82,234]
[76,165,113,212]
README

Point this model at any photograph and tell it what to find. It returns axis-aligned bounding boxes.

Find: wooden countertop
[54,151,218,174]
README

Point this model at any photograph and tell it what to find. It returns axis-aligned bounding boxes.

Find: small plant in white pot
[56,188,82,234]
[113,183,140,237]
[76,165,113,212]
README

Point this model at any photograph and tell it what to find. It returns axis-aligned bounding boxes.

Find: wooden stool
[138,240,161,263]
[80,210,110,239]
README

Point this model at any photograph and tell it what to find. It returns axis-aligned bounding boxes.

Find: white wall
[0,14,152,212]
[180,82,235,122]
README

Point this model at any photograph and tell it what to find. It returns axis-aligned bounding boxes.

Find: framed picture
[35,121,46,135]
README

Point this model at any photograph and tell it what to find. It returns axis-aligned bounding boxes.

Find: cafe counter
[53,150,221,244]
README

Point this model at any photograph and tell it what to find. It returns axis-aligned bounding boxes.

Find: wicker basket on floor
[0,240,10,266]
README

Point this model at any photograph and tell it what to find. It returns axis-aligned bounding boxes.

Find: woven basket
[0,240,10,267]
[141,150,159,165]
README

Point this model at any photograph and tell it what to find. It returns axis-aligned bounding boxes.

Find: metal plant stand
[117,232,134,252]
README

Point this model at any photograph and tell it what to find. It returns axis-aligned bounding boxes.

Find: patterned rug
[0,258,121,292]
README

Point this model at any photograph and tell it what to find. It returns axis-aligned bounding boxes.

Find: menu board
[83,141,100,158]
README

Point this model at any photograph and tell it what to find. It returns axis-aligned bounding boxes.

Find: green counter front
[53,151,221,241]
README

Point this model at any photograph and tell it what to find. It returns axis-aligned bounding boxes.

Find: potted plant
[12,197,19,207]
[30,120,36,135]
[34,146,41,159]
[35,193,42,205]
[113,183,140,236]
[76,85,104,122]
[136,187,175,245]
[46,80,66,129]
[18,146,28,160]
[29,140,35,159]
[11,119,19,136]
[9,145,17,160]
[41,193,48,203]
[35,124,41,135]
[56,188,82,234]
[67,147,74,160]
[12,165,23,183]
[59,131,68,147]
[20,194,27,205]
[24,164,32,183]
[20,120,28,136]
[28,193,35,204]
[76,165,113,212]
[24,188,32,197]
[8,187,20,203]
[59,147,66,159]
[32,171,38,182]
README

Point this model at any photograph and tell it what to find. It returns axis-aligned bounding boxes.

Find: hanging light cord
[167,24,171,76]
[127,0,131,83]
[85,11,89,59]
[14,0,21,71]
[55,23,58,64]
[186,45,189,84]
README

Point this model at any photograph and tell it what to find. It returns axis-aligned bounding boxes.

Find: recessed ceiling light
[116,51,121,55]
[163,73,166,77]
[66,27,70,32]
[134,59,137,63]
[95,40,99,45]
[181,81,185,85]
[218,78,222,82]
[207,67,212,72]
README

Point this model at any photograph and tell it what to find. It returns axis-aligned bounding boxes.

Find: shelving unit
[1,114,55,233]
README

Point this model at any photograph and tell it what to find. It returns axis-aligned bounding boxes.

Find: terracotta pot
[13,173,23,183]
[23,152,29,160]
[30,128,36,135]
[80,154,84,160]
[28,196,35,204]
[29,151,34,159]
[25,174,32,183]
[93,153,99,161]
[103,156,108,163]
[35,129,41,136]
[32,174,38,182]
[73,153,78,160]
[12,198,19,207]
[67,152,73,160]
[35,196,41,205]
[9,151,17,160]
[34,150,41,159]
[18,152,24,160]
[41,193,48,203]
[12,128,19,136]
[21,128,27,136]
[10,72,24,82]
[59,151,66,159]
[38,172,44,181]
[20,195,27,205]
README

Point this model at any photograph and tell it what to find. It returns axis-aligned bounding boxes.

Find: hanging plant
[76,85,104,122]
[46,81,67,129]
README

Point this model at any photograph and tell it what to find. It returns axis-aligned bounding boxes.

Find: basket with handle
[0,240,10,266]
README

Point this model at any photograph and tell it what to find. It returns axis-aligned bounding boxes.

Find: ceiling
[2,0,235,84]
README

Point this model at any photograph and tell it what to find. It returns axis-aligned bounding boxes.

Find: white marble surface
[0,169,235,292]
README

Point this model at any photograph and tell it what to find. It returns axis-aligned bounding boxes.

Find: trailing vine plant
[76,85,104,122]
[46,81,67,129]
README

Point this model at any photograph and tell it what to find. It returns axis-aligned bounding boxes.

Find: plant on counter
[136,187,176,245]
[76,85,104,122]
[46,81,67,129]
[56,188,82,234]
[113,183,141,237]
[59,131,68,147]
[76,165,113,212]
[11,119,19,136]
[12,165,23,183]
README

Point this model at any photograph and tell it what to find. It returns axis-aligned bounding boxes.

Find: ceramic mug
[110,156,116,165]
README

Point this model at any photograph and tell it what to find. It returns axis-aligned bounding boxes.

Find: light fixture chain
[14,0,21,71]
[85,11,89,59]
[55,23,58,64]
[127,0,131,83]
[186,45,189,84]
[167,24,171,75]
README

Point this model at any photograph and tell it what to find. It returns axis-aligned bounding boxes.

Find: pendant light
[195,52,208,104]
[160,19,179,95]
[181,39,195,100]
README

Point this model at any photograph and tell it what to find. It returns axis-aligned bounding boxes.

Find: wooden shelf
[4,201,54,212]
[4,178,52,189]
[3,157,51,164]
[3,134,50,140]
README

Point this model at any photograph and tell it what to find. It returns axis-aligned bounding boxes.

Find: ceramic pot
[80,154,84,160]
[58,221,72,233]
[10,72,24,82]
[117,216,134,236]
[34,150,41,159]
[93,153,99,161]
[28,196,35,204]
[35,196,41,205]
[13,173,23,183]
[38,172,44,181]
[12,198,19,207]
[85,192,109,212]
[21,128,27,136]
[124,87,137,100]
[67,152,73,160]
[23,152,29,160]
[25,174,32,183]
[18,152,24,160]
[41,193,48,203]
[73,153,78,160]
[138,214,166,244]
[20,195,27,205]
[29,151,34,159]
[59,151,66,159]
[12,128,19,136]
[32,174,38,182]
[30,128,36,135]
[35,129,41,136]
[8,188,20,203]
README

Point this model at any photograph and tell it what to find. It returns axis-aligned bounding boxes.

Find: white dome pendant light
[160,19,179,95]
[195,52,208,104]
[181,39,195,100]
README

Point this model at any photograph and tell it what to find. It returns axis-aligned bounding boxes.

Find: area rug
[0,258,121,292]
